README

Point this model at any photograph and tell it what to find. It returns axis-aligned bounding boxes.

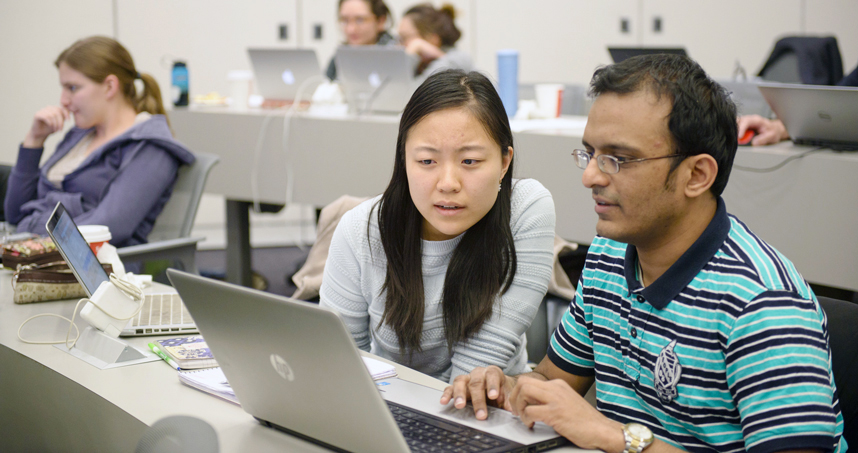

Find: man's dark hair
[589,54,738,197]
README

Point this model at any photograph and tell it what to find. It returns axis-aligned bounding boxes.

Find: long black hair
[374,69,517,355]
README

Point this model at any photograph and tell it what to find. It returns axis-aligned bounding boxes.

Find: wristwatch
[622,423,653,453]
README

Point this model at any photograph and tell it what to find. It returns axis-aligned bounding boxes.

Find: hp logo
[270,354,295,381]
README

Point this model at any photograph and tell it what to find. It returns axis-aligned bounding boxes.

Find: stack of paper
[177,357,397,405]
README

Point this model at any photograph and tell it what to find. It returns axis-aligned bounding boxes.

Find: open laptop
[45,202,198,337]
[335,46,416,114]
[167,269,570,453]
[715,78,772,117]
[247,48,322,102]
[608,47,688,63]
[757,82,858,151]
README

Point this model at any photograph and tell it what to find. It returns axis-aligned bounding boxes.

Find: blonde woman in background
[6,36,195,247]
[399,3,473,82]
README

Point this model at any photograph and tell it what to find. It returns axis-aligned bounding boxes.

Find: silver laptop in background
[335,46,416,114]
[716,78,772,118]
[45,202,198,337]
[758,82,858,151]
[166,269,570,453]
[247,48,322,101]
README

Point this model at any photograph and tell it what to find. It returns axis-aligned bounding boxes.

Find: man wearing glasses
[442,54,845,453]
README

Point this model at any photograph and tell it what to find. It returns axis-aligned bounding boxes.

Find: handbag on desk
[3,237,112,304]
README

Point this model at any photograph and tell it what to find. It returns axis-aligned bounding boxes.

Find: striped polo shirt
[548,198,845,453]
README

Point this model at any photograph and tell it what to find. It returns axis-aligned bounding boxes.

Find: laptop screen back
[45,203,109,297]
[247,48,321,101]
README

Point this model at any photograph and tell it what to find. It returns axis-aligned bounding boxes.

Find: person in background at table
[319,69,556,383]
[399,3,473,83]
[6,36,195,248]
[443,55,845,452]
[326,0,396,81]
[737,62,858,146]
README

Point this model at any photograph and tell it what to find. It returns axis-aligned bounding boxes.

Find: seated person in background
[326,0,396,80]
[443,55,845,452]
[738,62,858,146]
[399,3,473,83]
[6,36,195,248]
[320,69,556,383]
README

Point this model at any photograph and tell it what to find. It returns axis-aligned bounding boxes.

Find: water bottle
[497,50,519,117]
[171,61,189,107]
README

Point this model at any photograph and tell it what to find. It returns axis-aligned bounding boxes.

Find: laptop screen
[46,203,109,296]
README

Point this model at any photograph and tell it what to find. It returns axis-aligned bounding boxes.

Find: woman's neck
[93,102,139,143]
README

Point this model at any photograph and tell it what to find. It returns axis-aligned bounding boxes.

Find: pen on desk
[148,343,181,370]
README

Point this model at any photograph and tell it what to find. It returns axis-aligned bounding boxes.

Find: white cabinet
[116,0,299,100]
[473,0,638,84]
[639,0,803,78]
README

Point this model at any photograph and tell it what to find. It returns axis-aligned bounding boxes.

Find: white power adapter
[80,278,144,338]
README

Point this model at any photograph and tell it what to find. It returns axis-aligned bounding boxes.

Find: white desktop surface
[172,107,858,292]
[0,271,589,452]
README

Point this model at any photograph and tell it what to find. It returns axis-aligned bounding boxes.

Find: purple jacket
[5,115,195,247]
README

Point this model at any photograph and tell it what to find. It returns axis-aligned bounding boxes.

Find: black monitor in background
[608,47,688,63]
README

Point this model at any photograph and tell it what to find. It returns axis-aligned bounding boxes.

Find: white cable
[17,273,145,349]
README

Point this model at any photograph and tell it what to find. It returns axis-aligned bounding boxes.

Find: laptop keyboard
[127,293,196,333]
[386,401,520,453]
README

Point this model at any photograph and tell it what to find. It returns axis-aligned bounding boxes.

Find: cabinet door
[116,0,298,101]
[640,0,802,79]
[0,0,114,164]
[805,1,858,74]
[473,0,638,85]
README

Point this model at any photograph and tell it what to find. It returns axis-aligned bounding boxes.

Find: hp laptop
[167,269,570,453]
[608,47,688,63]
[247,48,322,101]
[45,202,198,337]
[757,82,858,151]
[335,46,416,114]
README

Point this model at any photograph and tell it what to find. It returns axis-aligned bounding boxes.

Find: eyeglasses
[338,15,374,27]
[571,149,683,174]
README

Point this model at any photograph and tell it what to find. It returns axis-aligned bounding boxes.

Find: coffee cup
[78,225,112,255]
[535,83,565,118]
[227,70,254,110]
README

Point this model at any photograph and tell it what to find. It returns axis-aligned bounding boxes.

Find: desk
[0,273,589,452]
[171,108,858,292]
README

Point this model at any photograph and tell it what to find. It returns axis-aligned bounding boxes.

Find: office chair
[0,164,12,222]
[117,152,220,274]
[758,36,844,85]
[817,296,858,447]
[135,415,219,453]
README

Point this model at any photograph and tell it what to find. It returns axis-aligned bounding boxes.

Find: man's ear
[683,154,718,198]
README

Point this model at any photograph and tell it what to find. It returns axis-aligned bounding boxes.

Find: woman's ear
[102,74,121,100]
[501,146,514,180]
[683,154,717,198]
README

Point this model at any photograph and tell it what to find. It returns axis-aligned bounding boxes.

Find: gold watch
[622,423,653,453]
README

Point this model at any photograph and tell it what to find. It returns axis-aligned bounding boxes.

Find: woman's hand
[404,37,445,62]
[24,105,69,148]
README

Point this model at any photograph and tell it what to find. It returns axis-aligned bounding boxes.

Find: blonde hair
[55,36,168,123]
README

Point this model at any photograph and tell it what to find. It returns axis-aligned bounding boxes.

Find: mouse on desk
[738,129,756,146]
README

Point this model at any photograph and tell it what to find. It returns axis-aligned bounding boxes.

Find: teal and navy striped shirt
[548,198,845,453]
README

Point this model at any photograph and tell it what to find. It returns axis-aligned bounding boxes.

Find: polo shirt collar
[624,197,730,310]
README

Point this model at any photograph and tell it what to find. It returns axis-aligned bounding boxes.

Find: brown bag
[12,261,114,304]
[2,236,63,270]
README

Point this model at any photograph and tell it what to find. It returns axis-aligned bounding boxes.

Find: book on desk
[148,336,218,370]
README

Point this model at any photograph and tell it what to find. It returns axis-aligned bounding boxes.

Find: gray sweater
[320,179,556,383]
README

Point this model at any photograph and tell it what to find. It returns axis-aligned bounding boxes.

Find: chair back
[758,36,844,85]
[817,296,858,447]
[148,152,219,242]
